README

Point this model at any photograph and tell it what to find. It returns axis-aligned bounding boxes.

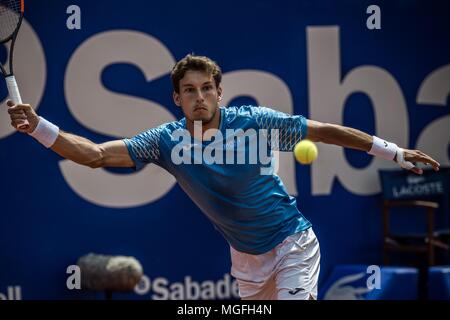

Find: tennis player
[6,55,440,300]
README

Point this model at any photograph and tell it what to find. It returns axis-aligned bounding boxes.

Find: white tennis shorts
[230,227,321,300]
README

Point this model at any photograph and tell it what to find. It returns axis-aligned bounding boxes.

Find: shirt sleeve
[252,106,308,152]
[122,126,163,170]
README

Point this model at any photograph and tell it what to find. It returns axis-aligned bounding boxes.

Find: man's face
[173,70,222,124]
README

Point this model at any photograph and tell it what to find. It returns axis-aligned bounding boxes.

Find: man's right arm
[7,101,135,168]
[51,132,134,168]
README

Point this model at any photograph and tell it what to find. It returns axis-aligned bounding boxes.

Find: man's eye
[203,86,212,91]
[185,88,194,93]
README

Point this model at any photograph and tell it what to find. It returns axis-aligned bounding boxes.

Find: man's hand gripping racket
[1,0,29,130]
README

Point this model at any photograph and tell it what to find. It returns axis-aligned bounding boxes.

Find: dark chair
[379,168,450,267]
[382,199,449,266]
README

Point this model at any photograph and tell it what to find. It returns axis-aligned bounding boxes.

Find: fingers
[9,113,28,120]
[409,166,423,175]
[7,102,32,121]
[414,152,440,171]
[10,119,29,133]
[5,100,35,133]
[7,102,32,113]
[404,149,441,172]
[418,151,440,171]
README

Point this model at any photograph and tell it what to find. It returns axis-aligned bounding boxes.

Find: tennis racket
[1,0,29,130]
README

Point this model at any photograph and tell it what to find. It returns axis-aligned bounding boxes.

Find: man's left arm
[305,119,440,175]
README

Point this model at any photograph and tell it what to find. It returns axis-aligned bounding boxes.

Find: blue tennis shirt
[123,105,311,254]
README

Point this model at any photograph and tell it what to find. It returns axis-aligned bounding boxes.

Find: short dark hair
[171,54,222,93]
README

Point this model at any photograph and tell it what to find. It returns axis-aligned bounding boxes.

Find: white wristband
[29,116,59,148]
[367,136,398,161]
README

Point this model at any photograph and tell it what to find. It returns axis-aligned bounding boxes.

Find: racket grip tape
[6,75,30,130]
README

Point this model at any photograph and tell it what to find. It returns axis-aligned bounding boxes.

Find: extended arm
[51,132,134,168]
[306,120,372,152]
[306,119,440,174]
[7,101,134,168]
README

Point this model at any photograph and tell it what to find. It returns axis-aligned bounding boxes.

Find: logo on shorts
[288,287,305,295]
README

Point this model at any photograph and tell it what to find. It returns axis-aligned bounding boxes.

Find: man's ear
[217,86,223,102]
[173,91,181,107]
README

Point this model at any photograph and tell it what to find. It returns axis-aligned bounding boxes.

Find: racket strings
[0,0,21,42]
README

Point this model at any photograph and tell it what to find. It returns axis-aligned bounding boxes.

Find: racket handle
[6,75,30,130]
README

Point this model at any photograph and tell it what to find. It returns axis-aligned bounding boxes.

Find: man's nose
[195,89,205,102]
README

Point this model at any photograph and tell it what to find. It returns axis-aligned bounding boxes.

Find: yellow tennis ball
[294,139,318,164]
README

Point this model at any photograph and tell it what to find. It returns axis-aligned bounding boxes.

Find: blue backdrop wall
[1,0,449,299]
